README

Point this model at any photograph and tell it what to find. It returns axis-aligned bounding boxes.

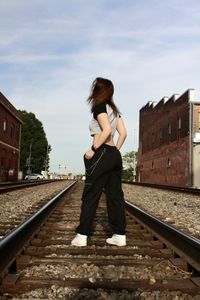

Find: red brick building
[0,92,22,181]
[137,89,200,187]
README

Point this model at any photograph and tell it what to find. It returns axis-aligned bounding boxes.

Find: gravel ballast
[123,183,200,239]
[0,180,74,238]
[2,181,200,299]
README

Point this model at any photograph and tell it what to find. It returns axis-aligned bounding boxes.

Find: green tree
[19,110,51,175]
[122,151,137,181]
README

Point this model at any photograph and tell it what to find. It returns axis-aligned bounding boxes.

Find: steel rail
[0,179,58,186]
[0,179,64,194]
[125,200,200,273]
[0,180,77,276]
[124,181,200,195]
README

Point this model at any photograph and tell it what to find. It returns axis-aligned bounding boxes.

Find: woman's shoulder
[92,102,120,119]
[93,102,107,119]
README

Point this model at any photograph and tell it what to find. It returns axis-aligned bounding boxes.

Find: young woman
[71,77,127,247]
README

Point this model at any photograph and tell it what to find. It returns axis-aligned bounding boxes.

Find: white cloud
[1,0,200,173]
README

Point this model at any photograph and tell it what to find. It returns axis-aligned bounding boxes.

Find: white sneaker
[71,233,87,247]
[106,234,126,246]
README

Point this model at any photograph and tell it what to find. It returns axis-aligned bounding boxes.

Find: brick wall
[0,104,21,149]
[137,89,193,187]
[0,93,22,181]
[138,137,189,186]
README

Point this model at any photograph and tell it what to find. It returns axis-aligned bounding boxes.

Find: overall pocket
[84,148,106,176]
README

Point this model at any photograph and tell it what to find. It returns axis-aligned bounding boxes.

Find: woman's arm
[115,117,127,150]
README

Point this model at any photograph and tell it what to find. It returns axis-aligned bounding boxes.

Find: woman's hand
[85,148,95,160]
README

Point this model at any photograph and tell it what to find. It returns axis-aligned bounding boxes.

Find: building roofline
[140,89,197,112]
[0,92,22,123]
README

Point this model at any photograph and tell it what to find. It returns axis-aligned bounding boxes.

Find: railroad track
[0,179,61,194]
[0,180,72,240]
[122,180,200,241]
[0,198,52,241]
[0,181,200,298]
[124,180,200,195]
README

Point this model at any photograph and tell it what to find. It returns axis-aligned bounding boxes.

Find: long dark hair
[87,77,119,116]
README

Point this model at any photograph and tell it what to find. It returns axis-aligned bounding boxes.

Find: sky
[1,0,200,174]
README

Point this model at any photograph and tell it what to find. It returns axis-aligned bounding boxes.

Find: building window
[151,161,154,169]
[3,120,7,133]
[10,125,13,138]
[198,112,200,130]
[177,117,181,139]
[167,158,172,167]
[178,117,181,129]
[152,132,155,149]
[160,128,163,145]
[168,123,172,143]
[168,123,171,134]
[16,129,19,141]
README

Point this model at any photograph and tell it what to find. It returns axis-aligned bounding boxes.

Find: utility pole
[133,129,136,181]
[27,143,32,174]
